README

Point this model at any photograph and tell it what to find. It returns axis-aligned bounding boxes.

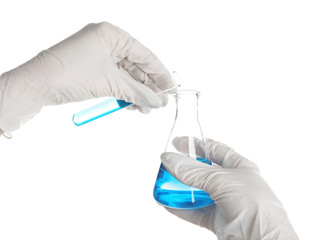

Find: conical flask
[153,90,214,209]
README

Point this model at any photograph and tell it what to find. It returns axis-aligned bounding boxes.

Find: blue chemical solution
[72,86,177,126]
[153,158,214,209]
[73,98,132,126]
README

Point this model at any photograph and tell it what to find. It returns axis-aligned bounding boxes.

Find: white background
[1,1,320,239]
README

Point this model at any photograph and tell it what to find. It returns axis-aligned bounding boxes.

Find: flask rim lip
[173,89,200,96]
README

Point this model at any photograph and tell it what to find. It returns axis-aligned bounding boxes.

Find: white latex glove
[161,137,299,240]
[0,22,173,136]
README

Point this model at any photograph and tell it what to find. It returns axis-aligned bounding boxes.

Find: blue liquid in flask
[153,158,214,209]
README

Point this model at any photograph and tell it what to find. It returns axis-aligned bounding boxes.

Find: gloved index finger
[115,33,174,91]
[127,39,174,90]
[118,59,169,106]
[205,138,259,169]
[95,22,174,92]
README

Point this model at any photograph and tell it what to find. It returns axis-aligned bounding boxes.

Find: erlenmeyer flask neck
[174,90,200,124]
[165,90,204,153]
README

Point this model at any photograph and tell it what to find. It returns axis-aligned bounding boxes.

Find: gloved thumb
[115,66,163,109]
[161,152,221,195]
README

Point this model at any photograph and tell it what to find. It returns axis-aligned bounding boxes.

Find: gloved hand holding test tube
[0,22,176,136]
[72,71,181,126]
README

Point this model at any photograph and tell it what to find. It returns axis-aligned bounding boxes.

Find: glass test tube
[72,71,181,126]
[73,98,132,126]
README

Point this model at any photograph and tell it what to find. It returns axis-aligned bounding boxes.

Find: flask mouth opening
[173,89,200,96]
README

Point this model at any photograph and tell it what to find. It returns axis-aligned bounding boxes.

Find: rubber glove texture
[161,137,299,240]
[0,22,173,135]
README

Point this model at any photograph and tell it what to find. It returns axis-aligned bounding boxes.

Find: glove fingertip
[160,152,182,170]
[136,92,162,109]
[137,106,152,114]
[149,95,163,108]
[160,152,172,163]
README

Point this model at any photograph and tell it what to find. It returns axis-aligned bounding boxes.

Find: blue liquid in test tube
[73,98,132,126]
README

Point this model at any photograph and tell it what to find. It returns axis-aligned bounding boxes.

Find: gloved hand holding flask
[161,137,299,240]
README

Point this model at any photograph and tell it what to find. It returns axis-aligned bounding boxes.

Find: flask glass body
[153,90,214,209]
